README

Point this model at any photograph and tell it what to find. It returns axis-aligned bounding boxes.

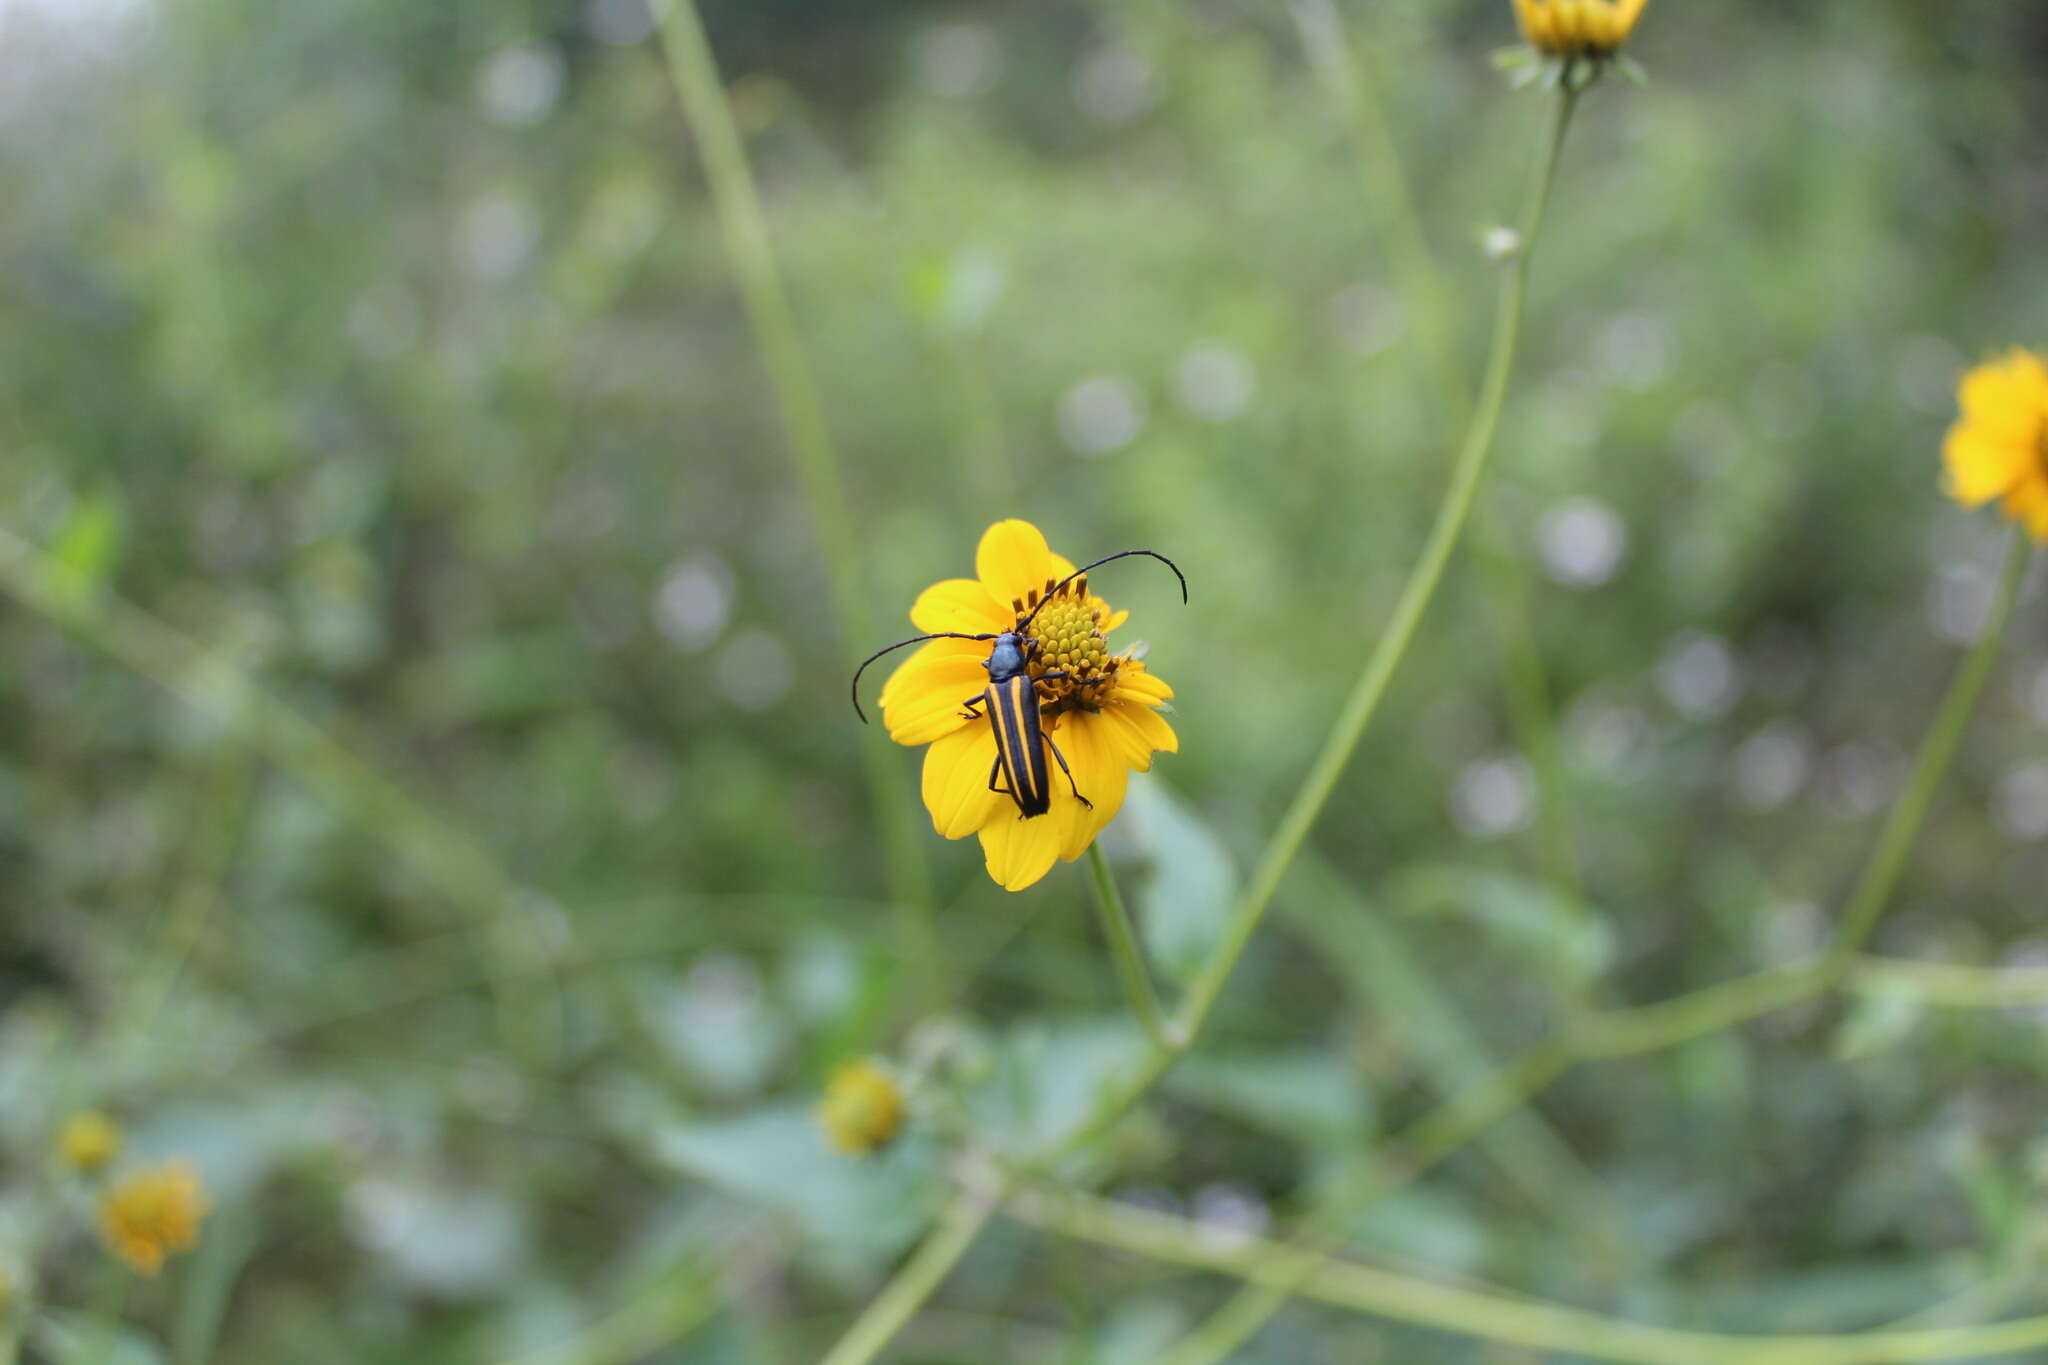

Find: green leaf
[1168,1048,1373,1146]
[1120,777,1236,984]
[1390,865,1613,986]
[968,1017,1147,1157]
[33,1312,166,1365]
[1833,992,1924,1060]
[653,1105,944,1280]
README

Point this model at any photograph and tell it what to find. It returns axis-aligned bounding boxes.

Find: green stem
[1175,81,1580,1041]
[1085,845,1171,1051]
[815,1184,1002,1365]
[651,0,939,1005]
[1295,0,1586,926]
[1826,529,2030,963]
[801,77,1585,1365]
[1014,1187,2048,1365]
[1152,529,2031,1360]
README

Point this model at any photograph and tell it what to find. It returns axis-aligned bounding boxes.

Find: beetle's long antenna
[850,632,998,723]
[1018,550,1188,631]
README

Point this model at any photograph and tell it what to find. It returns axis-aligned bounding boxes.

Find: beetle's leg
[1044,734,1092,809]
[959,693,987,721]
[1032,669,1069,698]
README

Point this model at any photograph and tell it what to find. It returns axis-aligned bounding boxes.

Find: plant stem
[1826,529,2030,962]
[1013,1186,2048,1365]
[1295,0,1587,928]
[815,1184,1003,1365]
[1174,80,1581,1041]
[651,0,939,1005]
[1086,844,1171,1051]
[1151,529,2032,1360]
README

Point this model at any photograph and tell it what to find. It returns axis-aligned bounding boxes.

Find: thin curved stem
[651,0,939,1005]
[1297,0,1587,934]
[1086,844,1171,1051]
[1151,529,2032,1360]
[1014,1187,2048,1365]
[815,1184,1002,1365]
[1175,79,1580,1042]
[1826,528,2031,962]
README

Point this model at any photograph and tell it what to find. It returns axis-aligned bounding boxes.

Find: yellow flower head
[1944,348,2048,542]
[1512,0,1650,59]
[98,1160,210,1275]
[877,520,1179,892]
[816,1058,906,1157]
[56,1110,122,1174]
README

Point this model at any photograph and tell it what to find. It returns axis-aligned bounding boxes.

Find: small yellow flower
[816,1059,906,1157]
[1512,0,1650,59]
[56,1110,122,1174]
[1944,348,2048,542]
[878,520,1179,892]
[98,1160,210,1275]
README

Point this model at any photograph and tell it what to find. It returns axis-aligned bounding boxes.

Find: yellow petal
[1612,0,1650,37]
[1114,666,1174,705]
[1943,428,2030,508]
[978,807,1064,891]
[922,723,1003,839]
[975,520,1075,615]
[1096,699,1179,770]
[910,578,1008,635]
[880,642,987,745]
[2006,478,2048,545]
[1053,715,1128,859]
[1958,355,2047,443]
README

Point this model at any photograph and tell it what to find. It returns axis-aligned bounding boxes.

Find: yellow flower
[878,520,1178,892]
[816,1059,906,1157]
[1512,0,1650,59]
[56,1110,122,1174]
[98,1160,210,1275]
[1944,348,2048,542]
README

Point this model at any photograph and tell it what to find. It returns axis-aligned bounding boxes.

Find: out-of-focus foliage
[2,0,2047,1359]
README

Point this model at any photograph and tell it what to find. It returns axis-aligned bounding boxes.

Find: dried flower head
[1944,348,2048,542]
[56,1110,122,1174]
[816,1059,906,1157]
[98,1160,210,1275]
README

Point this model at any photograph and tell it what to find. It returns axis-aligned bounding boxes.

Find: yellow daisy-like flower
[1944,348,2048,542]
[877,520,1178,892]
[816,1058,906,1157]
[56,1110,122,1174]
[98,1160,210,1275]
[1512,0,1650,59]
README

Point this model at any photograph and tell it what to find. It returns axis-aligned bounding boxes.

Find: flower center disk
[1012,577,1121,720]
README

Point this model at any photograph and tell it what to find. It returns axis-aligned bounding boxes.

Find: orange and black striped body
[985,672,1052,817]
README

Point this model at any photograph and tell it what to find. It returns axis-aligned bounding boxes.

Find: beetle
[851,550,1186,818]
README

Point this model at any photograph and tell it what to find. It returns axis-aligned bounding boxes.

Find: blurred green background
[4,0,2048,1360]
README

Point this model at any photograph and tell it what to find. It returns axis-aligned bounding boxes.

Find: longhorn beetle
[851,551,1186,819]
